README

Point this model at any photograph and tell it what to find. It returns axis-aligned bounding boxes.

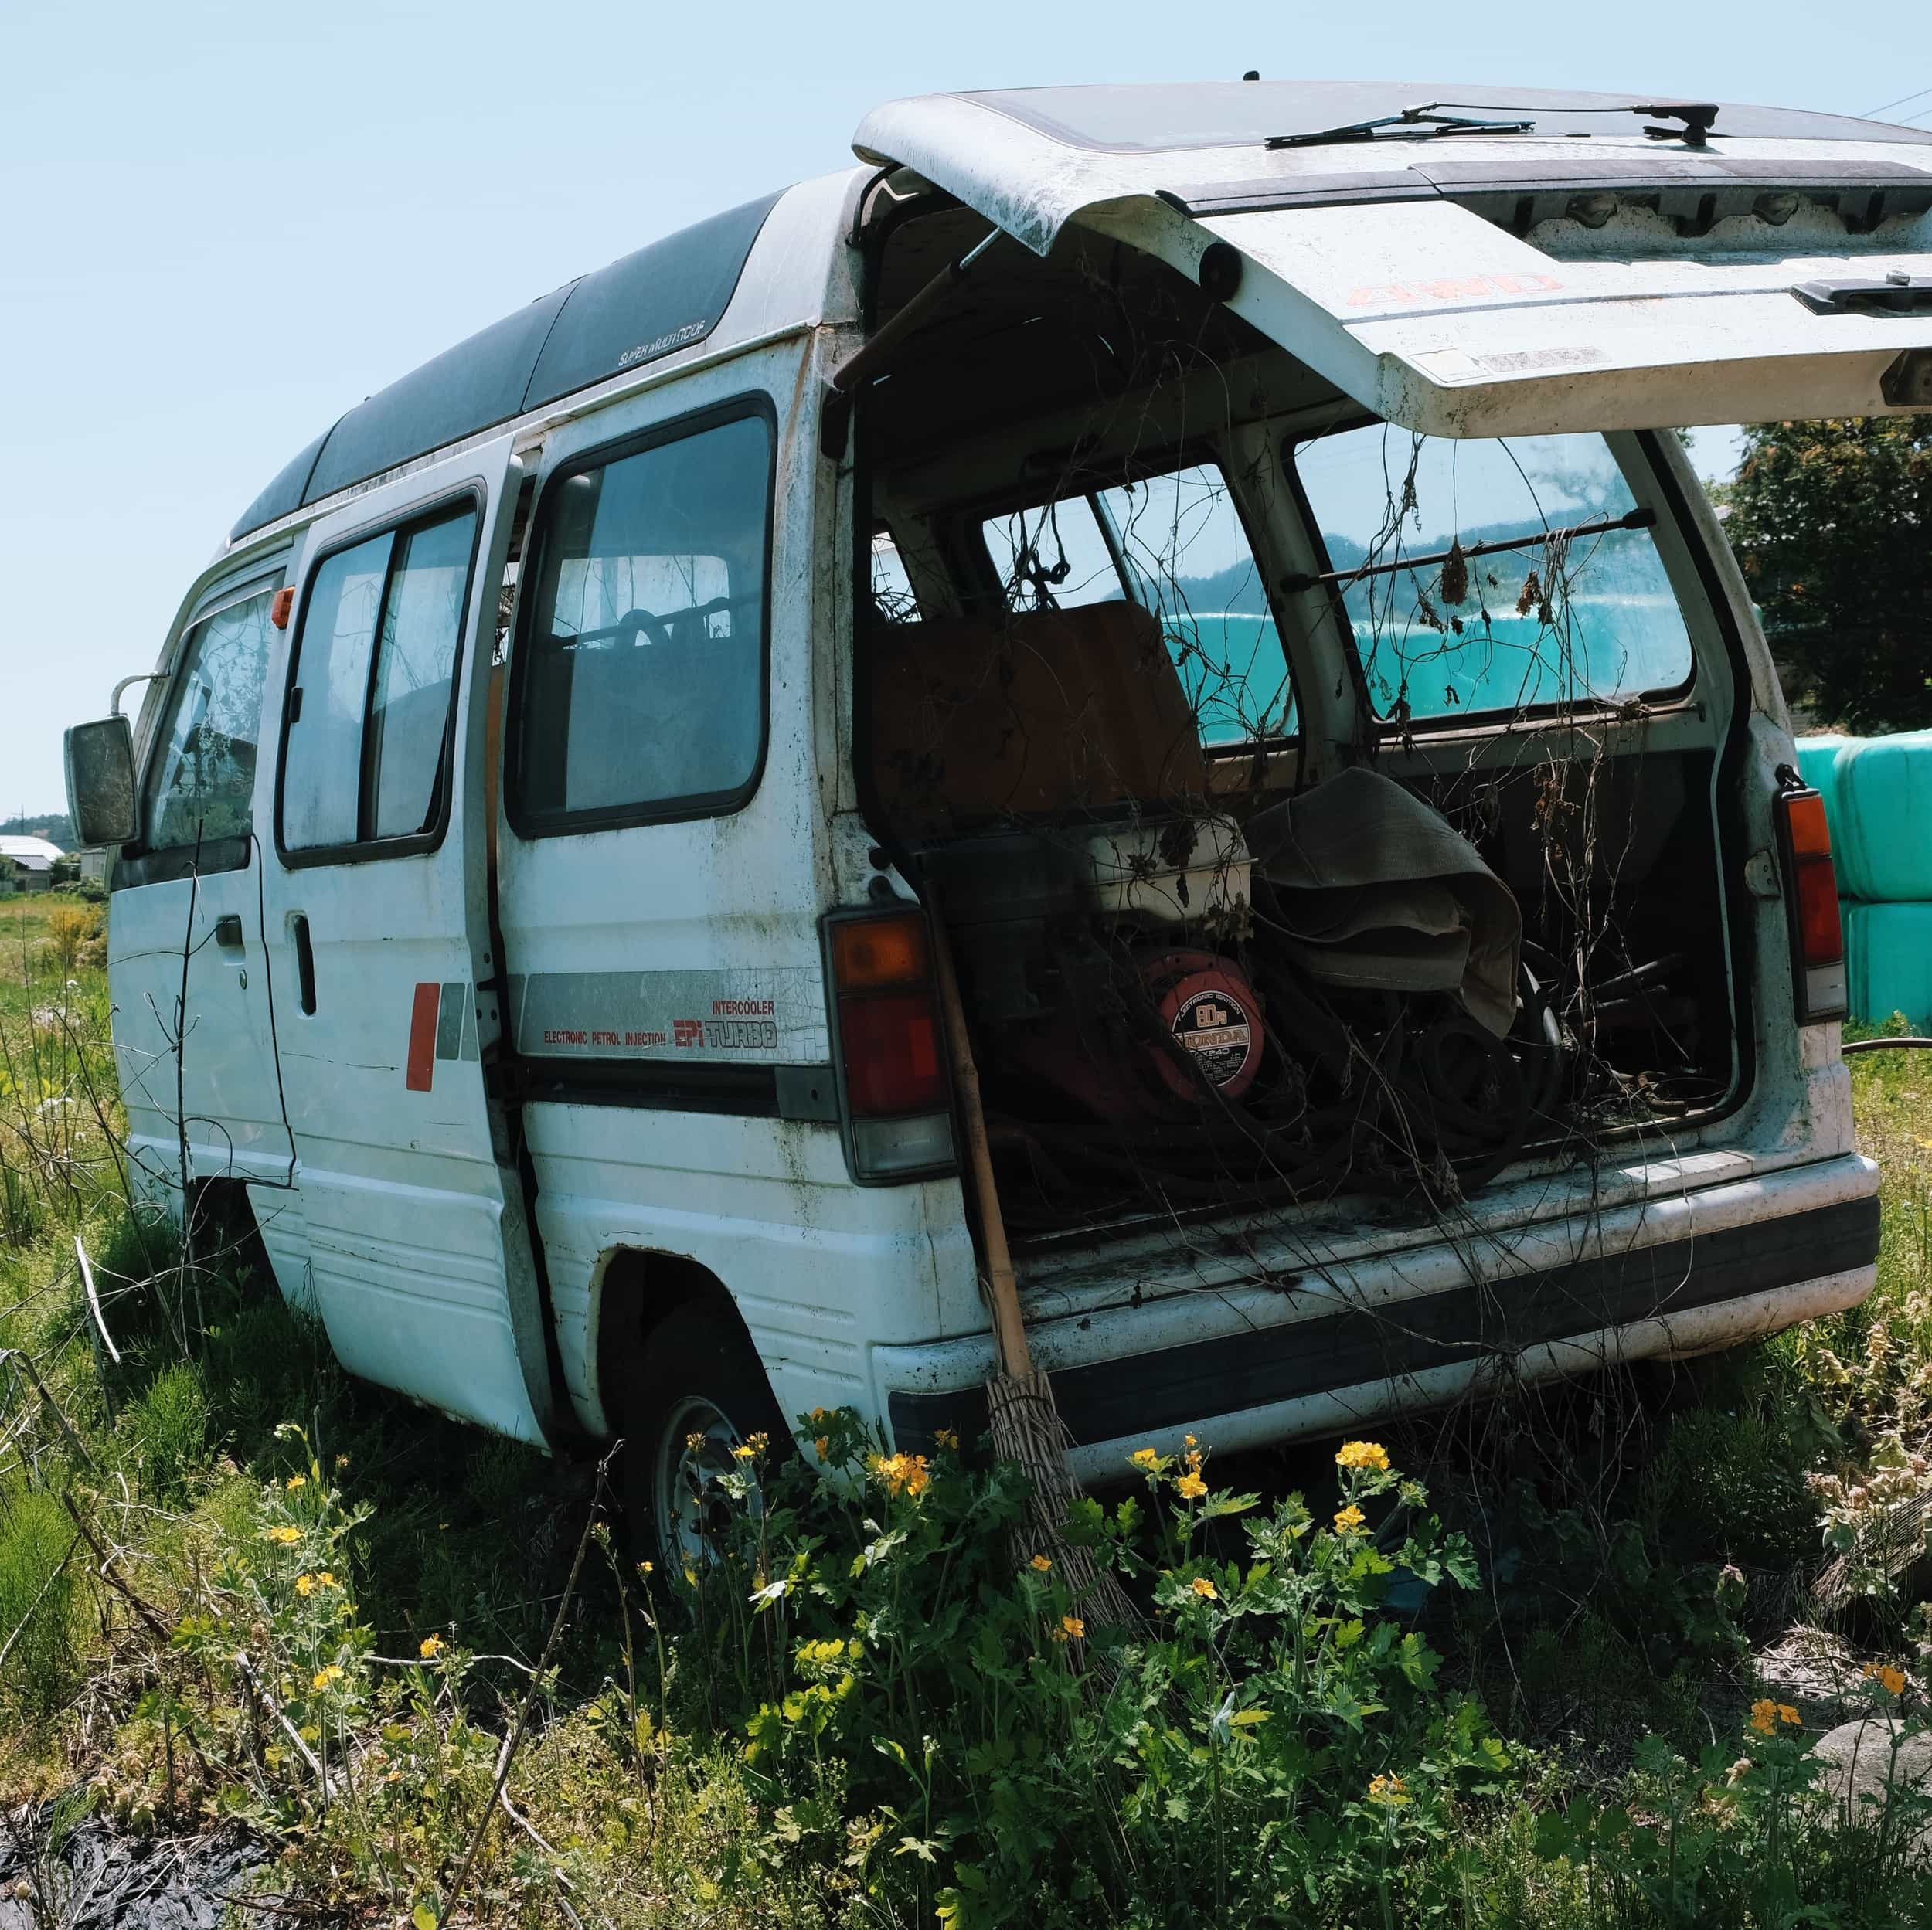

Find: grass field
[5,885,1932,1927]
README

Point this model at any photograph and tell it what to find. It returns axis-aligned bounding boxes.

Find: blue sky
[3,0,1927,813]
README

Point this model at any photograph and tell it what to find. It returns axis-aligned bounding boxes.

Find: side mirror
[64,716,138,848]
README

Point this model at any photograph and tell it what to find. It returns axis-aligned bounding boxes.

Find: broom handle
[926,900,1033,1381]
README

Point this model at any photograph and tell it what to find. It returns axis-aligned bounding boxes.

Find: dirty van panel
[107,569,298,1204]
[260,434,556,1447]
[853,195,1752,1239]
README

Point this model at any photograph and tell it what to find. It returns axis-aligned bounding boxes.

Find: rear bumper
[878,1153,1879,1481]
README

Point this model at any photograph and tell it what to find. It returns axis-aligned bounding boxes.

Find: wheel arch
[590,1246,766,1439]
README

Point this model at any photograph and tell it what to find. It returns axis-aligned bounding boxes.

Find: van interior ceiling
[853,187,1740,1239]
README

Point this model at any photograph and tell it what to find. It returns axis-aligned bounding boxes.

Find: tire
[620,1300,789,1571]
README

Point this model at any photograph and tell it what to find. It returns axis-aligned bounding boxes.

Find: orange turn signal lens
[1782,790,1832,861]
[832,912,930,991]
[270,586,295,630]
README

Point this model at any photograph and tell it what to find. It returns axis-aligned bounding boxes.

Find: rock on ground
[1809,1718,1932,1861]
[0,1816,269,1930]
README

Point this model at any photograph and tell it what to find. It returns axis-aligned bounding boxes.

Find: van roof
[929,80,1932,157]
[230,80,1932,547]
[229,189,784,544]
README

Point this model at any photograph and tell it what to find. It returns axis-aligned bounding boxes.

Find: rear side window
[981,464,1297,746]
[280,502,479,855]
[1292,428,1694,723]
[143,589,275,854]
[512,407,774,830]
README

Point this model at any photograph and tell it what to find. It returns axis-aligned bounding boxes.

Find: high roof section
[230,191,784,545]
[853,80,1932,257]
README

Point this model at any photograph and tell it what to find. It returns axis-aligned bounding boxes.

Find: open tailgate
[855,89,1932,437]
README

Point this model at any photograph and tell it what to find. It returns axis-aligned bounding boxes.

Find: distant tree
[1723,416,1932,732]
[0,811,77,850]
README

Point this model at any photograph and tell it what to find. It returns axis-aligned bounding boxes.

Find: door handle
[291,914,317,1014]
[213,913,245,952]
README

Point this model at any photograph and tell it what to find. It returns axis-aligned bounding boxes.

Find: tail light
[825,907,956,1182]
[1774,783,1847,1025]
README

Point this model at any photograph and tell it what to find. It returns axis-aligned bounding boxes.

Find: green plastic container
[1842,899,1932,1030]
[1797,732,1932,902]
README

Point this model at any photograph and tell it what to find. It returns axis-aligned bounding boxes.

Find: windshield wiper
[1264,107,1535,151]
[1264,99,1722,153]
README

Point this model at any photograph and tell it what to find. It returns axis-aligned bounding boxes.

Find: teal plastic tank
[1842,901,1932,1031]
[1801,732,1932,902]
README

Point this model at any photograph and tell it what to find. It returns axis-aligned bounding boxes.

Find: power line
[1865,83,1932,118]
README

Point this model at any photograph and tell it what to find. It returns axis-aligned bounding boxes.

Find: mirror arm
[111,670,168,718]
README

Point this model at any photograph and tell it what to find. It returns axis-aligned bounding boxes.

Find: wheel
[620,1300,789,1571]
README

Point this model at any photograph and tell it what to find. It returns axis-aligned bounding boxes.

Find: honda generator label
[1171,987,1253,1086]
[509,969,826,1063]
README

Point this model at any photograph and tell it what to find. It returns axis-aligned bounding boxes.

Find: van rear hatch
[852,80,1932,436]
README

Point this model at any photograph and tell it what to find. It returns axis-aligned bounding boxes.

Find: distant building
[78,848,111,887]
[0,834,63,893]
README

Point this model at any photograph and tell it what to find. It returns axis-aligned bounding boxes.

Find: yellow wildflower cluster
[1749,1698,1802,1735]
[730,1431,770,1463]
[1367,1774,1411,1806]
[1191,1576,1219,1601]
[285,1473,308,1492]
[265,1525,301,1547]
[1336,1441,1390,1472]
[1865,1662,1909,1697]
[1132,1438,1210,1497]
[1334,1504,1366,1533]
[294,1571,338,1598]
[1051,1614,1085,1643]
[1029,1554,1053,1572]
[419,1635,444,1660]
[1130,1447,1162,1473]
[870,1451,931,1499]
[311,1665,343,1691]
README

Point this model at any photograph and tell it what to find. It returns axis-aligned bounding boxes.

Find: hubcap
[652,1395,757,1568]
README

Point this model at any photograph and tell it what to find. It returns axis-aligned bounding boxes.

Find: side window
[1291,427,1695,722]
[514,408,773,828]
[980,464,1297,747]
[143,590,275,852]
[280,504,478,854]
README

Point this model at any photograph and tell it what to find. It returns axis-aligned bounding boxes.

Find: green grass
[6,885,1932,1925]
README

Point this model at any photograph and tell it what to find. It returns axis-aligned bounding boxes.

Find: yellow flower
[265,1525,301,1546]
[815,1436,831,1461]
[935,1427,960,1452]
[1184,1434,1197,1449]
[1191,1576,1219,1601]
[685,1430,706,1451]
[311,1666,343,1691]
[810,1408,828,1423]
[1367,1774,1411,1807]
[334,1453,350,1470]
[637,1561,654,1577]
[869,1452,931,1499]
[1777,1704,1801,1727]
[420,1635,444,1660]
[1865,1663,1909,1697]
[1334,1504,1366,1533]
[295,1574,315,1597]
[1029,1554,1053,1572]
[1052,1615,1085,1643]
[285,1473,307,1491]
[731,1442,757,1461]
[1176,1473,1208,1500]
[1336,1441,1390,1472]
[1750,1698,1778,1735]
[1130,1448,1162,1473]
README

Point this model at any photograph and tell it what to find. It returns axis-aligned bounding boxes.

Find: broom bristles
[988,1367,1142,1636]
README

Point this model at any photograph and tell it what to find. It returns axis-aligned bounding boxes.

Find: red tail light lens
[1774,786,1848,1024]
[839,990,945,1114]
[825,907,956,1181]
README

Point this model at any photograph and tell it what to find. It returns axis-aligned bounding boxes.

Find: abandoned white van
[69,80,1930,1549]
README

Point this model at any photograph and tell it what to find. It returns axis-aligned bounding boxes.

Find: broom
[927,899,1142,1638]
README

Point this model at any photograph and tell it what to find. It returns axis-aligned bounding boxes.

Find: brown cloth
[1247,766,1521,1038]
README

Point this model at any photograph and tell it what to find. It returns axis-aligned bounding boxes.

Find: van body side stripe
[406,982,441,1092]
